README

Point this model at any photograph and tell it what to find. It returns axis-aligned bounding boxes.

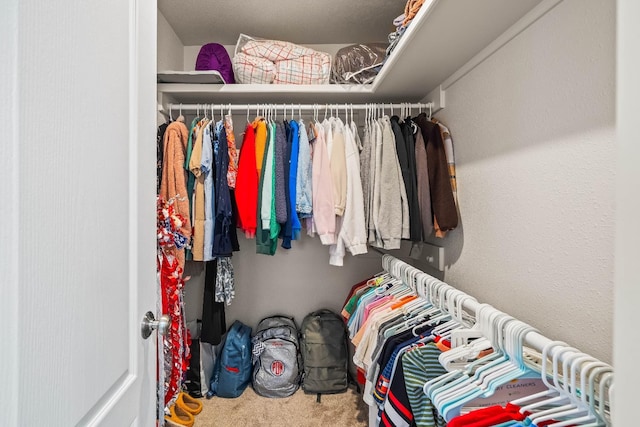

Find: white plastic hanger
[527,349,594,425]
[177,103,184,122]
[539,361,610,427]
[429,310,509,410]
[429,307,511,403]
[438,319,537,421]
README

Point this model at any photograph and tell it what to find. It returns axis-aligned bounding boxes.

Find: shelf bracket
[424,85,445,115]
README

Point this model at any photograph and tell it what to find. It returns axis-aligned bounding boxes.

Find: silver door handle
[141,311,170,339]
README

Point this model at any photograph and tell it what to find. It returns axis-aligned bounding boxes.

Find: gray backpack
[251,315,302,398]
[300,309,349,402]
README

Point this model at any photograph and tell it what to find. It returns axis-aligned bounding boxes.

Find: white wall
[0,0,19,425]
[430,0,615,363]
[183,235,383,331]
[158,10,183,71]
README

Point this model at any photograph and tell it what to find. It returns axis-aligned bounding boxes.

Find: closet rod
[167,102,434,112]
[380,254,610,365]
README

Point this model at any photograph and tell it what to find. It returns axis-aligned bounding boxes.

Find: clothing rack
[379,254,613,413]
[163,102,436,118]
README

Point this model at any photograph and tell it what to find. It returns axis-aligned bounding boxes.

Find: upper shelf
[157,0,544,105]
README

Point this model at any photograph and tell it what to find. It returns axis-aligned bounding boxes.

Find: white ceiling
[158,0,406,45]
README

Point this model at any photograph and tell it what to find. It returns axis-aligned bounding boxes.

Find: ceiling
[158,0,406,45]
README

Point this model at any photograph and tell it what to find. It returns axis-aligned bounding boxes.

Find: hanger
[427,306,509,404]
[168,104,174,122]
[543,355,603,426]
[438,319,538,421]
[524,347,587,426]
[430,310,514,411]
[177,103,184,122]
[428,103,433,120]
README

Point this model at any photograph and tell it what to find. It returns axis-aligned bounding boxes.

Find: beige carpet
[192,387,369,426]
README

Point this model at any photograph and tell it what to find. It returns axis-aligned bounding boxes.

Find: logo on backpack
[271,360,285,376]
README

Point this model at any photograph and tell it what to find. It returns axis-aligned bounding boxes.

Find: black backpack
[300,309,349,402]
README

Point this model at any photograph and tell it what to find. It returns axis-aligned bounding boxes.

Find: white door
[1,0,158,425]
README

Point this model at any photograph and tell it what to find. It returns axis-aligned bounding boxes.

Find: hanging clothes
[415,113,458,233]
[311,122,336,244]
[414,125,433,239]
[329,120,367,266]
[201,259,226,345]
[189,118,210,261]
[329,117,348,217]
[376,116,409,249]
[201,122,215,261]
[401,116,422,242]
[215,256,235,305]
[274,122,289,225]
[224,113,238,189]
[296,120,313,219]
[160,120,191,269]
[432,120,458,238]
[235,123,258,238]
[212,121,233,257]
[157,196,191,406]
[289,120,302,240]
[183,116,201,261]
[257,122,277,255]
[369,118,383,247]
[157,121,169,194]
[360,122,373,240]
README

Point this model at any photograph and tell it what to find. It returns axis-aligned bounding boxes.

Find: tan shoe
[176,391,203,415]
[165,403,195,427]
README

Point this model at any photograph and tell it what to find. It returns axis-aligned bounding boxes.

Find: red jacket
[235,123,258,238]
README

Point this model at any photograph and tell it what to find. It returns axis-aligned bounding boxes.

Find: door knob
[141,311,170,339]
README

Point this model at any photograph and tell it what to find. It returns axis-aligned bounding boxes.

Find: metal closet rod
[167,102,434,112]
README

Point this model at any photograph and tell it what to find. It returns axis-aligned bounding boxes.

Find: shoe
[164,418,185,427]
[165,403,195,427]
[176,391,203,415]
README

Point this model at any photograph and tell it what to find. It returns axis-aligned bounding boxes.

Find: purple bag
[195,43,235,84]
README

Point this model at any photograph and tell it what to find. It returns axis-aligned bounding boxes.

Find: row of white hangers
[165,102,434,125]
[379,254,612,426]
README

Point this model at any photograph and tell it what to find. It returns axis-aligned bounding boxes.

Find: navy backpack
[207,320,252,398]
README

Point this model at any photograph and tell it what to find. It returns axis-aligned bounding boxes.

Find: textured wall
[183,235,383,331]
[158,11,183,71]
[430,0,615,362]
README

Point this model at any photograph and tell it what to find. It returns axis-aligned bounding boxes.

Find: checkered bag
[233,34,331,85]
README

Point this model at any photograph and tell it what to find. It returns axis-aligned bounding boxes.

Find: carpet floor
[192,387,369,426]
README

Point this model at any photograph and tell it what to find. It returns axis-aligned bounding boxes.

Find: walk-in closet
[154,0,618,425]
[5,0,639,426]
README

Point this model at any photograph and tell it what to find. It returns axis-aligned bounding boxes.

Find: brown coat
[160,120,191,268]
[415,113,458,233]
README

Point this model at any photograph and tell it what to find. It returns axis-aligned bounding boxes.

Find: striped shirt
[402,343,447,427]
